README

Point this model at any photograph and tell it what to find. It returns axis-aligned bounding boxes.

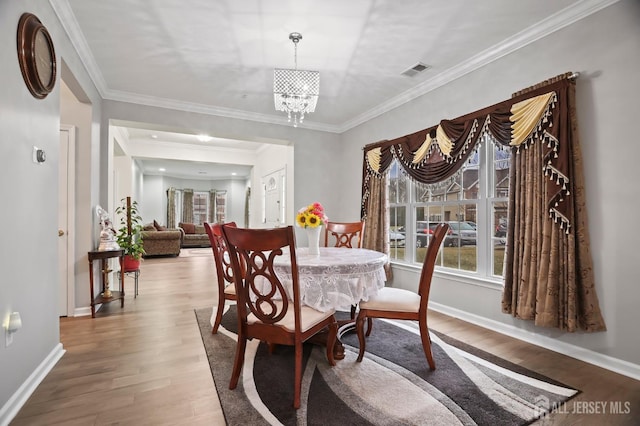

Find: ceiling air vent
[401,62,431,77]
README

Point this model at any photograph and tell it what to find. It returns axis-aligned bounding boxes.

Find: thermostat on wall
[33,146,46,163]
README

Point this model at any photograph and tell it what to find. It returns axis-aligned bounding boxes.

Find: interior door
[262,168,285,227]
[58,125,75,316]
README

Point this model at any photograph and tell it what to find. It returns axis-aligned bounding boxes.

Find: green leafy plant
[115,197,145,260]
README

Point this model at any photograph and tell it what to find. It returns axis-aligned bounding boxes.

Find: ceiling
[53,0,601,178]
[123,128,258,179]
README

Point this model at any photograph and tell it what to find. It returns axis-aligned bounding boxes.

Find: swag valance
[362,75,573,233]
[361,72,606,332]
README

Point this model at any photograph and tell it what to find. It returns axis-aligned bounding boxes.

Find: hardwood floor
[12,249,640,425]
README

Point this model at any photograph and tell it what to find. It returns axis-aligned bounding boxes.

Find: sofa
[178,222,211,248]
[141,221,183,257]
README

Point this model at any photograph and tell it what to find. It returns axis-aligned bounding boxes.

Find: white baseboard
[429,302,640,382]
[0,343,65,426]
[73,306,92,317]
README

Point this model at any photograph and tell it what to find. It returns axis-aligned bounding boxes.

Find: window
[388,137,510,280]
[192,191,209,224]
[172,189,226,225]
[215,191,227,223]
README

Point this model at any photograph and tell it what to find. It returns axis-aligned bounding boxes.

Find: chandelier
[273,32,319,127]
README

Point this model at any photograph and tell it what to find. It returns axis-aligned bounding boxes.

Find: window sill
[390,260,504,291]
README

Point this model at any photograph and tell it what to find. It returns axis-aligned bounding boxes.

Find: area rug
[195,306,578,426]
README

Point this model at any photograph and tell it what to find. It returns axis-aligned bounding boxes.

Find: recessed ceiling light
[158,168,166,172]
[150,134,158,139]
[231,172,237,176]
[196,134,213,142]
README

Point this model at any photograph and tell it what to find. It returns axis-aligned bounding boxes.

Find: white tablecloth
[267,247,387,313]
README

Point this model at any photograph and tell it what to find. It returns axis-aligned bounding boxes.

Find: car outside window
[387,139,510,280]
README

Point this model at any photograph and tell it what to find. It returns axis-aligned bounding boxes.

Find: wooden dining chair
[355,223,450,370]
[221,225,338,409]
[204,221,238,334]
[324,221,365,248]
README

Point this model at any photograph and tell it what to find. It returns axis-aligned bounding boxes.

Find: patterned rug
[195,306,578,425]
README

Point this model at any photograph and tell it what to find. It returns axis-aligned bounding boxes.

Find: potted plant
[115,197,145,271]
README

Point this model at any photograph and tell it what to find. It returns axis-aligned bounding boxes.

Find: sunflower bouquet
[295,202,328,229]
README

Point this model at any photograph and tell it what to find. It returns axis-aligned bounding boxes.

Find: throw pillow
[179,222,196,234]
[195,225,206,235]
[154,220,167,231]
[143,223,156,231]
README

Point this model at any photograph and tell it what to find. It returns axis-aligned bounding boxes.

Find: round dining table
[250,246,388,360]
[270,246,388,359]
[272,246,388,313]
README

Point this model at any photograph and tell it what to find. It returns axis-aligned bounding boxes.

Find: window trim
[391,259,505,289]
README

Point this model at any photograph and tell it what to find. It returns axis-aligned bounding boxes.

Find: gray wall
[0,0,103,417]
[342,0,640,367]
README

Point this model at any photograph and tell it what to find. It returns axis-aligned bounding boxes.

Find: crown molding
[102,89,341,133]
[49,0,108,97]
[51,0,619,135]
[337,0,620,133]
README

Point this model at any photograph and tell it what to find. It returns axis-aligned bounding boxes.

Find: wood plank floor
[11,248,640,425]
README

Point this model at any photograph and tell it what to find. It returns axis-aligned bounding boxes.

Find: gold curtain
[182,189,194,224]
[361,172,393,280]
[208,190,216,223]
[502,77,606,332]
[166,187,176,228]
[361,73,605,332]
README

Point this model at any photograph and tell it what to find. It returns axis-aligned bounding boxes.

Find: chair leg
[366,317,373,337]
[356,311,367,362]
[293,341,302,409]
[229,334,246,390]
[326,321,337,366]
[350,304,357,319]
[211,294,226,334]
[419,318,436,371]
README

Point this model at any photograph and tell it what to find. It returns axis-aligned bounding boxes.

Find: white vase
[306,226,321,256]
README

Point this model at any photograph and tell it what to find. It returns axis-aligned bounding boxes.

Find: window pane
[415,181,446,202]
[443,246,477,271]
[193,192,208,225]
[494,146,511,197]
[389,161,408,203]
[389,206,406,261]
[463,150,480,200]
[492,201,508,276]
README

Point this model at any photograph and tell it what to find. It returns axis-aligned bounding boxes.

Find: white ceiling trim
[51,0,619,135]
[104,89,340,133]
[50,0,108,98]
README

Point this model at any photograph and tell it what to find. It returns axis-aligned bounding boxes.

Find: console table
[88,249,125,318]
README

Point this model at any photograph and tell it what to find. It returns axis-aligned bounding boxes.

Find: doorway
[58,125,76,316]
[262,168,286,227]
